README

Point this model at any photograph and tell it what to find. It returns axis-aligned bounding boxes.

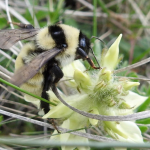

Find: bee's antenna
[90,36,107,69]
[91,36,107,48]
[89,36,109,69]
[89,47,100,69]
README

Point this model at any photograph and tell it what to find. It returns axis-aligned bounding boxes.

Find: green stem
[97,0,110,16]
[0,78,57,106]
[93,0,97,38]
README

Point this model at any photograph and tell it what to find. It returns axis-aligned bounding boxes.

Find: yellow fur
[36,27,55,50]
[55,24,80,66]
[15,43,43,104]
[60,24,79,52]
[15,43,36,71]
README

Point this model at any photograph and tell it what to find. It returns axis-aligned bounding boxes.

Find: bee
[0,22,100,114]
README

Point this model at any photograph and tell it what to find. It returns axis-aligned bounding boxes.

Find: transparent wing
[0,28,39,49]
[10,48,62,86]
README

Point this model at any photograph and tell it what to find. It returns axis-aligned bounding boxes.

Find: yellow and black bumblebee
[0,22,99,114]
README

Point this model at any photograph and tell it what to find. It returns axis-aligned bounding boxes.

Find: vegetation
[0,0,150,149]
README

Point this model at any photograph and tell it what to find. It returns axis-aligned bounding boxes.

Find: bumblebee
[0,22,99,114]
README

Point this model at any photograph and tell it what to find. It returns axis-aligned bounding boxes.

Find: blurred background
[0,0,150,149]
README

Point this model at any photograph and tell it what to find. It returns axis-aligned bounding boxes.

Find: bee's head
[76,31,100,69]
[75,31,90,60]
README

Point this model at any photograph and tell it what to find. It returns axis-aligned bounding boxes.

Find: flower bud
[103,34,122,71]
[74,68,91,92]
[123,81,140,91]
[119,101,132,109]
[99,68,112,82]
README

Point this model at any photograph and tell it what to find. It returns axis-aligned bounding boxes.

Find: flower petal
[104,121,143,143]
[62,60,86,88]
[74,68,92,92]
[73,60,86,71]
[103,34,122,71]
[42,102,73,118]
[120,91,148,109]
[53,116,89,150]
[115,121,143,143]
[123,81,140,91]
[43,94,89,119]
[61,119,89,150]
[63,60,86,77]
[46,90,60,104]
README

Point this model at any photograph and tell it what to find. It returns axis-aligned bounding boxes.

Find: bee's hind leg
[41,62,63,133]
[8,22,34,29]
[48,63,64,133]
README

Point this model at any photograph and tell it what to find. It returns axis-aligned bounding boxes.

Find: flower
[43,34,147,150]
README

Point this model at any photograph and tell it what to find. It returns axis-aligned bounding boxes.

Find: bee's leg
[41,62,63,133]
[8,22,34,29]
[49,63,64,133]
[41,72,60,133]
[51,63,64,84]
[41,73,52,114]
[41,62,63,113]
[77,47,101,69]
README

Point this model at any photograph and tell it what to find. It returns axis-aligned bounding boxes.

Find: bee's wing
[0,28,39,49]
[10,48,62,86]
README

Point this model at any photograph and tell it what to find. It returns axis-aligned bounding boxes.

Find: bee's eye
[62,44,67,48]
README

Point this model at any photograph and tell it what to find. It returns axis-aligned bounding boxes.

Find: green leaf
[136,118,150,124]
[139,126,148,133]
[137,97,150,112]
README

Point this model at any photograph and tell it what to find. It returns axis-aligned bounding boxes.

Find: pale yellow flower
[43,34,147,150]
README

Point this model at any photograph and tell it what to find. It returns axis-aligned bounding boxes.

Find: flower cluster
[43,34,147,150]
